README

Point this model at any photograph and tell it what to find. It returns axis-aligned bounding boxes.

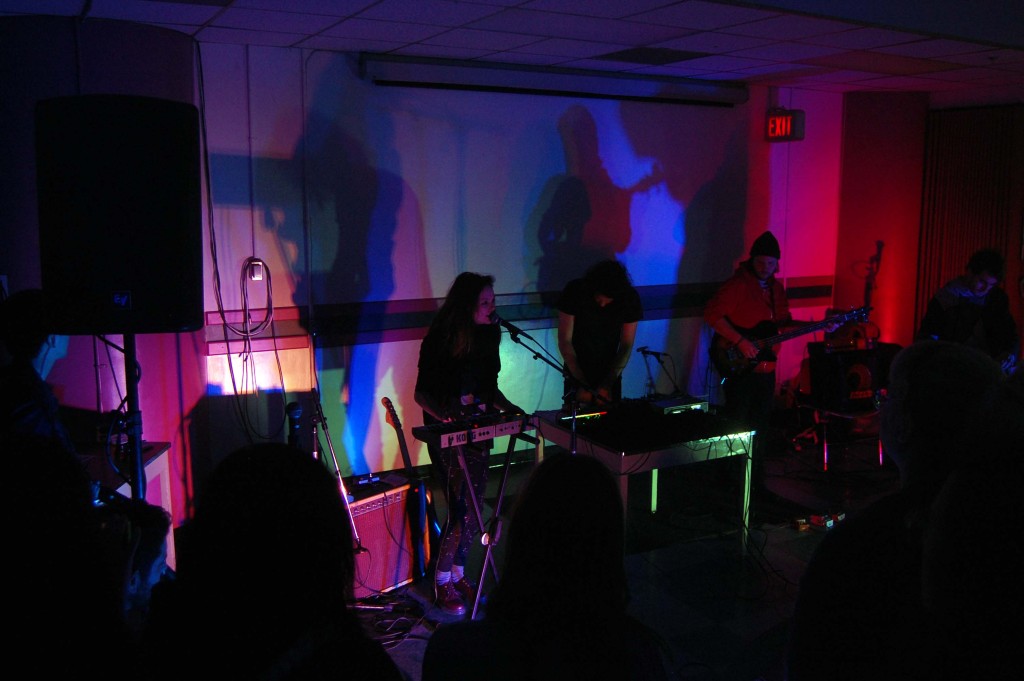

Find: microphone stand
[309,389,364,552]
[637,348,682,397]
[497,320,601,456]
[641,350,657,399]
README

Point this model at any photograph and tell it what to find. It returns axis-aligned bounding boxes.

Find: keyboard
[411,412,534,449]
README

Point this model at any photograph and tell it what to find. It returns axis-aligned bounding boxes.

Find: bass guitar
[381,396,435,582]
[711,306,871,379]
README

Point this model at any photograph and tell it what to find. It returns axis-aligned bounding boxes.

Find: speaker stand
[124,334,146,500]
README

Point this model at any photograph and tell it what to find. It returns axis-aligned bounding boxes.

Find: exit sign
[766,109,805,142]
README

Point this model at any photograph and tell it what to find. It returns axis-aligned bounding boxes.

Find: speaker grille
[351,483,415,599]
[35,94,202,335]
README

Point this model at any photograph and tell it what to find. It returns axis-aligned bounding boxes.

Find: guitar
[381,396,433,582]
[711,306,871,379]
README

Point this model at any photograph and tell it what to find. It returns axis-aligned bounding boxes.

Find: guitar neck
[753,309,863,349]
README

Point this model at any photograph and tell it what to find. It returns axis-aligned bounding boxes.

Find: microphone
[492,312,532,341]
[636,346,668,358]
[875,240,884,270]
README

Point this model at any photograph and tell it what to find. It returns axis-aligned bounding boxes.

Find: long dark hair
[429,272,495,358]
[583,259,633,299]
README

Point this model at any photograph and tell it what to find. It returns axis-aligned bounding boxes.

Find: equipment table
[532,409,754,548]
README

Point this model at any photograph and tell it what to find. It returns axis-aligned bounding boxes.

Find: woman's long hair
[429,272,495,358]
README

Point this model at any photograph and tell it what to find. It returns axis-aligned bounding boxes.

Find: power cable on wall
[196,41,288,443]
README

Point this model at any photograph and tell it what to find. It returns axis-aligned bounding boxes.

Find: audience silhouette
[98,496,174,638]
[920,367,1022,678]
[142,442,406,680]
[785,340,1006,681]
[422,451,674,680]
[0,288,75,453]
[7,430,142,678]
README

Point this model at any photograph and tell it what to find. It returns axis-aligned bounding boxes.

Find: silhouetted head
[880,340,1004,499]
[963,248,1005,296]
[1,288,54,361]
[180,443,355,625]
[583,259,632,303]
[487,452,628,622]
[966,248,1005,281]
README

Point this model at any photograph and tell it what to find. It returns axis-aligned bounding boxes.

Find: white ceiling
[3,0,1023,101]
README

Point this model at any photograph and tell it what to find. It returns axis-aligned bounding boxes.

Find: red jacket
[704,263,793,336]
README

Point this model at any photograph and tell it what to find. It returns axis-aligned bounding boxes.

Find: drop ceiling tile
[922,66,1024,83]
[859,74,963,90]
[799,69,898,84]
[730,41,845,61]
[390,44,495,59]
[487,51,566,67]
[358,0,503,26]
[422,28,545,51]
[629,64,718,78]
[800,50,964,76]
[942,48,1024,66]
[322,18,446,42]
[521,0,672,18]
[235,0,374,15]
[507,37,630,58]
[722,14,857,41]
[469,7,687,44]
[629,0,779,31]
[735,62,822,77]
[195,26,303,47]
[677,54,775,71]
[297,35,402,51]
[654,31,773,54]
[214,8,340,33]
[875,38,996,58]
[564,58,652,72]
[798,27,923,50]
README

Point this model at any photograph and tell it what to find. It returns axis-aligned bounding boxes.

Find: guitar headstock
[852,305,871,321]
[381,396,401,429]
[833,305,871,323]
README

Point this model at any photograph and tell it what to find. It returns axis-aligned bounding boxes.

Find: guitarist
[704,231,839,476]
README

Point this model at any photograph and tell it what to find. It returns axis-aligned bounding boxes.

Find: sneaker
[434,581,466,616]
[451,576,476,603]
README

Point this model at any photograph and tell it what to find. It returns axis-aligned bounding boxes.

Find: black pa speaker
[35,94,202,335]
[808,343,879,413]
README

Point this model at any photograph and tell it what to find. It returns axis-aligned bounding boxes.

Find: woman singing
[414,272,523,616]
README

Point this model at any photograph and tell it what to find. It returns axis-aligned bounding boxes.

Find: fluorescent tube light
[359,54,748,107]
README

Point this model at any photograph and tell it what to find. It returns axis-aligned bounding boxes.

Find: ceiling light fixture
[359,53,748,107]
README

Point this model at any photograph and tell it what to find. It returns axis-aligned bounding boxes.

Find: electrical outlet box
[248,261,264,281]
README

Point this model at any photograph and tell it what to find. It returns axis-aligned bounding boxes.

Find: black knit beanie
[749,231,781,259]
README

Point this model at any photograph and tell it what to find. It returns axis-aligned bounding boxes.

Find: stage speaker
[808,343,878,413]
[351,482,422,599]
[34,94,202,335]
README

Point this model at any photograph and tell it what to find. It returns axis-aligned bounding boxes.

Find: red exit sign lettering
[766,109,805,142]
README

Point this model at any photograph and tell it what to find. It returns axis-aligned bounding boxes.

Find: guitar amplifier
[350,482,423,599]
[808,343,878,412]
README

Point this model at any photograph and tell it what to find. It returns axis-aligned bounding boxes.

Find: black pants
[723,370,776,484]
